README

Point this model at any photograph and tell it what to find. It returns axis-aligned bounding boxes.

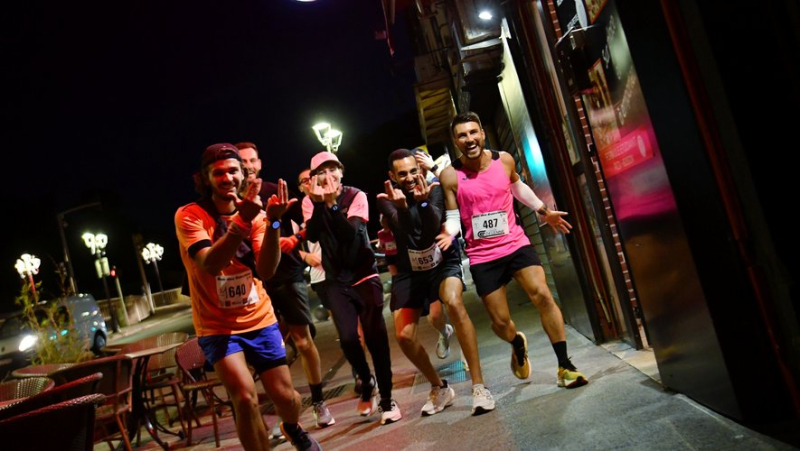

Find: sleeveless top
[453,151,530,264]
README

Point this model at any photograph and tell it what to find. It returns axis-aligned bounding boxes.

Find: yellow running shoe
[557,361,588,388]
[510,332,531,379]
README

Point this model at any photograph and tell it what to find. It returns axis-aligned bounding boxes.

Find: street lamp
[82,232,120,333]
[312,122,343,153]
[141,242,165,300]
[15,253,41,300]
[57,201,102,295]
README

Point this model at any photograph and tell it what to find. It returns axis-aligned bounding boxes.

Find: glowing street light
[312,122,343,153]
[15,253,41,300]
[141,242,165,297]
[82,232,119,332]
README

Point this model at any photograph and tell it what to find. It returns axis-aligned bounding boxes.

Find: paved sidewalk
[113,276,799,450]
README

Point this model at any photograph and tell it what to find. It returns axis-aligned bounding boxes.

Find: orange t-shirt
[175,202,277,337]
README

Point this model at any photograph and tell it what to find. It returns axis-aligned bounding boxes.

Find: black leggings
[326,276,393,400]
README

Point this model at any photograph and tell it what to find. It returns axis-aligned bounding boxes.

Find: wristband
[430,164,439,173]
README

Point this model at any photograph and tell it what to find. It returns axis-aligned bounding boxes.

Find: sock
[511,333,524,348]
[436,380,448,389]
[472,383,485,392]
[310,383,324,403]
[552,341,569,365]
[282,422,300,435]
[379,397,393,410]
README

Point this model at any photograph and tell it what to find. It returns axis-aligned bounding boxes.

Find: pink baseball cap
[310,151,343,173]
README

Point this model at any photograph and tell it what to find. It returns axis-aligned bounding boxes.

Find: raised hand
[309,173,339,206]
[376,180,408,209]
[266,179,297,220]
[411,173,440,202]
[542,209,573,234]
[235,178,263,222]
[415,152,434,172]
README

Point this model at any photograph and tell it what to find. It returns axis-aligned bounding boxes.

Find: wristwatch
[420,201,429,209]
[330,204,339,212]
[430,164,439,173]
[537,205,550,216]
[269,219,282,230]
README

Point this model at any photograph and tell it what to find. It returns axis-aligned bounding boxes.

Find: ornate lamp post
[82,232,120,332]
[141,242,165,304]
[57,201,102,295]
[312,122,343,153]
[15,253,41,300]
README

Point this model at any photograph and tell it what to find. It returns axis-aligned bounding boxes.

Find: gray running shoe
[421,382,455,416]
[312,400,336,427]
[471,386,496,415]
[436,324,454,359]
[280,422,322,451]
[270,422,285,441]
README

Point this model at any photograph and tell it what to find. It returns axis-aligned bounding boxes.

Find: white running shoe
[421,382,455,416]
[379,399,402,425]
[471,385,496,415]
[436,324,454,359]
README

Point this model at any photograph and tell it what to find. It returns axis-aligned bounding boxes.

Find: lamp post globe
[312,121,343,153]
[15,253,41,300]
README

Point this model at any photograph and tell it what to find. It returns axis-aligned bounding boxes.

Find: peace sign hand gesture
[266,179,297,221]
[236,178,263,222]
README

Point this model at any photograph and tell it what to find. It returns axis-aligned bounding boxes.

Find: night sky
[1,0,422,310]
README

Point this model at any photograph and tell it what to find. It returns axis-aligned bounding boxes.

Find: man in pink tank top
[436,111,589,391]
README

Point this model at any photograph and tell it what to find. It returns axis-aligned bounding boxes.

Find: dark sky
[1,0,421,309]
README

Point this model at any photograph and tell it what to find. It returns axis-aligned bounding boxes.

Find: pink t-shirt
[455,156,530,265]
[302,190,369,223]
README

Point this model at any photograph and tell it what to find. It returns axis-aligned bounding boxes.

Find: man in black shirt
[377,148,495,416]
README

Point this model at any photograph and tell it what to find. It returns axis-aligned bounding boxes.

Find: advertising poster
[557,0,677,222]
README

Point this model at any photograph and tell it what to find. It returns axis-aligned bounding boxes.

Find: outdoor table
[11,363,75,379]
[124,342,183,450]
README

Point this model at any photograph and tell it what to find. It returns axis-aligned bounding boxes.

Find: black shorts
[469,245,541,297]
[267,281,313,326]
[390,255,465,315]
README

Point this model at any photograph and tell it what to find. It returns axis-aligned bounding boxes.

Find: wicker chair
[0,372,102,421]
[50,354,134,451]
[0,376,55,405]
[175,337,229,447]
[0,393,105,451]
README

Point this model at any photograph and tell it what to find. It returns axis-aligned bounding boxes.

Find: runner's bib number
[408,243,443,272]
[471,211,509,239]
[216,271,259,308]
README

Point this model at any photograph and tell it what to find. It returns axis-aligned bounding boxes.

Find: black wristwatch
[420,201,429,209]
[430,164,439,173]
[330,204,339,212]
